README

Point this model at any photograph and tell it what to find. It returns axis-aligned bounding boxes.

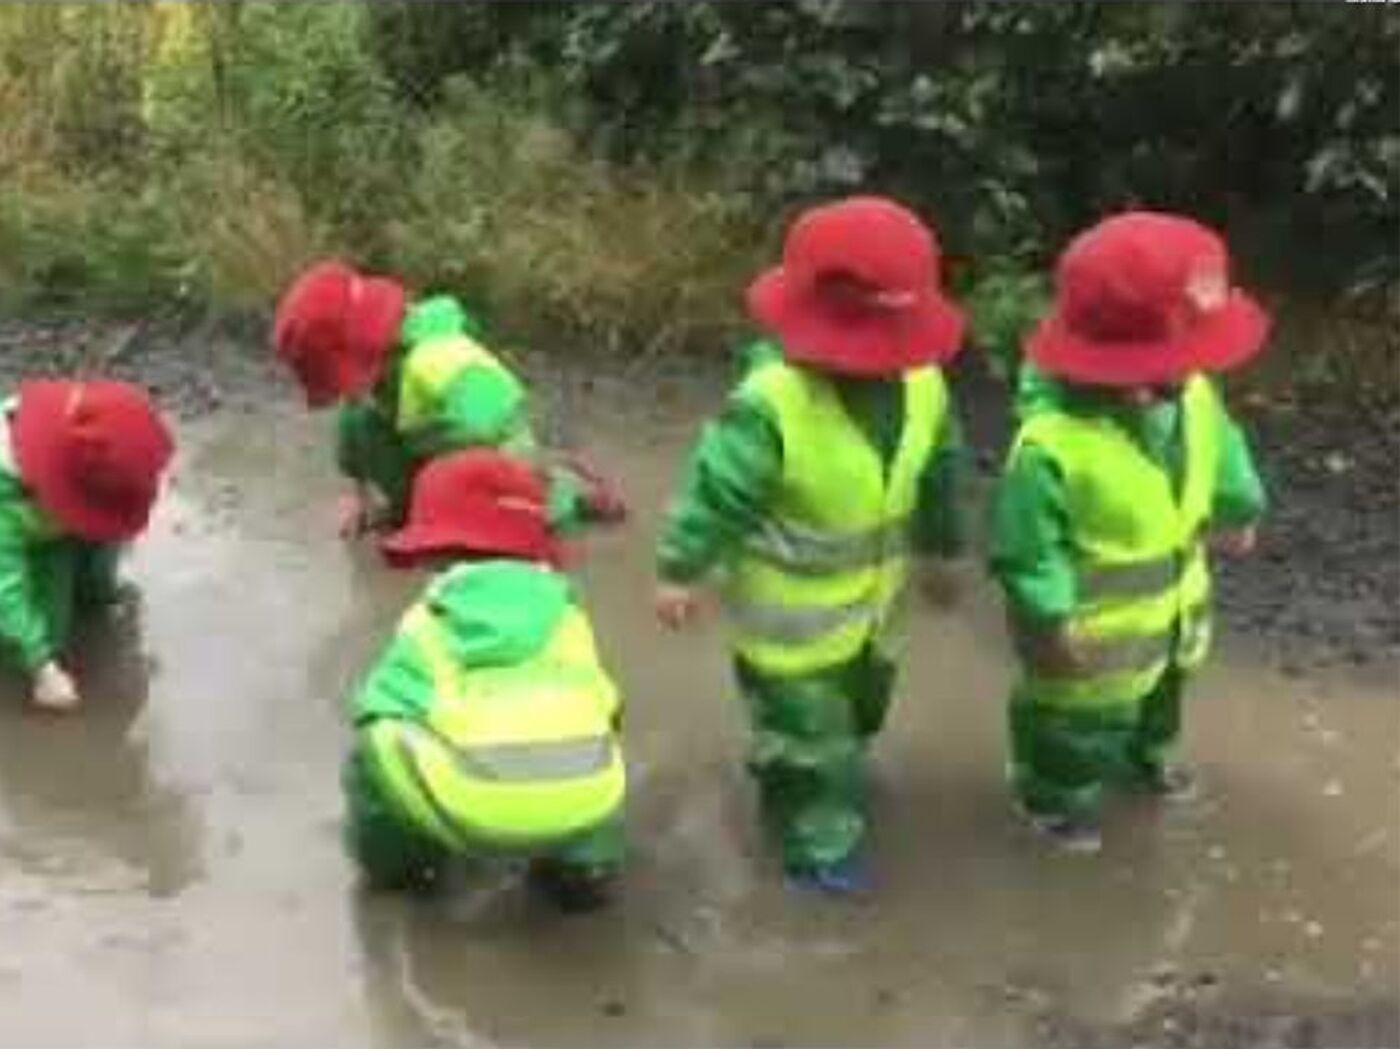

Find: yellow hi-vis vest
[364,593,625,851]
[396,334,535,458]
[726,360,945,675]
[1011,374,1225,708]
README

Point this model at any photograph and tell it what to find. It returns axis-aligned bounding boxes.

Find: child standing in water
[0,380,173,711]
[344,450,626,911]
[271,261,624,537]
[654,197,967,893]
[990,212,1269,852]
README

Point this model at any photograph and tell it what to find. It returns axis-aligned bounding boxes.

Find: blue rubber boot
[786,853,872,896]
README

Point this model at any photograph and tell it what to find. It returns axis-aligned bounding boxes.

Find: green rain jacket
[990,363,1267,624]
[657,341,967,585]
[335,295,532,516]
[0,408,106,672]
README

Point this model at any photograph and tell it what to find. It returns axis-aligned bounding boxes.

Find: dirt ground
[0,316,1395,1047]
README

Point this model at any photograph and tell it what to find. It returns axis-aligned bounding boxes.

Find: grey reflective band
[729,597,875,644]
[745,517,910,575]
[457,735,614,782]
[1072,632,1173,676]
[395,733,473,845]
[1079,555,1179,603]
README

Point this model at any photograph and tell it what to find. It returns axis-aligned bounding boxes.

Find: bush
[0,0,1393,399]
[384,76,763,356]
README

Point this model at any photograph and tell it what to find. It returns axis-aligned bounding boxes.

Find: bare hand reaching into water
[32,661,81,712]
[336,485,389,538]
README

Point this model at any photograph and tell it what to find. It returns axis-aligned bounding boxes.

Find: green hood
[423,560,571,668]
[351,560,573,724]
[400,294,484,348]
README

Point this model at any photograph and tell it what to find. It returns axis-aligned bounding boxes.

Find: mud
[2,313,1394,665]
[0,377,1395,1046]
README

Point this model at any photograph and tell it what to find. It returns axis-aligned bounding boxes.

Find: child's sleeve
[0,514,53,672]
[655,395,783,584]
[911,406,968,558]
[987,444,1077,623]
[1211,408,1268,527]
[335,401,377,482]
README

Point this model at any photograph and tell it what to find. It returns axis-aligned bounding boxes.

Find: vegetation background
[0,1,1394,397]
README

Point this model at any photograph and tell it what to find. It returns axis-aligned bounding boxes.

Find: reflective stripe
[394,731,471,847]
[745,517,910,575]
[1079,555,1179,603]
[458,735,613,782]
[1072,632,1173,677]
[728,597,875,645]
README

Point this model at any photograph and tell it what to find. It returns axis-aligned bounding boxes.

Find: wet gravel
[2,311,1396,670]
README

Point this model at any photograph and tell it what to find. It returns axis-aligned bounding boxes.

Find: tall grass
[0,3,765,354]
[0,3,1392,401]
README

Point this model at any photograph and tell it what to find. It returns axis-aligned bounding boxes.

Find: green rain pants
[4,541,123,671]
[1009,665,1185,820]
[735,642,896,875]
[341,727,625,890]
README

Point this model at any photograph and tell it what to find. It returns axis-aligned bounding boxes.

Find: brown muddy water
[0,400,1395,1047]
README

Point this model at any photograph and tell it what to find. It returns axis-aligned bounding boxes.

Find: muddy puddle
[0,398,1395,1047]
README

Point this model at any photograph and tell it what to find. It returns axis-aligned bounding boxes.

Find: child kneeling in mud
[272,260,624,538]
[990,212,1269,852]
[343,449,625,911]
[0,379,173,712]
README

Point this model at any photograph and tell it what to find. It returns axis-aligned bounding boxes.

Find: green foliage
[383,75,763,355]
[367,1,1397,301]
[961,267,1052,379]
[0,0,1394,389]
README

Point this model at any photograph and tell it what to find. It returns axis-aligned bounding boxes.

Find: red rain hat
[272,260,406,408]
[12,380,175,542]
[1027,211,1270,387]
[747,196,965,377]
[380,450,560,568]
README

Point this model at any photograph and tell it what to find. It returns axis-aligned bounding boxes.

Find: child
[0,379,173,711]
[990,211,1269,852]
[271,260,624,537]
[344,449,626,912]
[654,196,967,893]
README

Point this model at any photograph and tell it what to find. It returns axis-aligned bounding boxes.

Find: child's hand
[655,583,703,630]
[32,661,81,712]
[1210,524,1258,558]
[1010,617,1084,678]
[336,486,389,538]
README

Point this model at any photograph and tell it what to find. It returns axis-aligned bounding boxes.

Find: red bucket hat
[272,260,406,408]
[747,196,965,377]
[380,450,560,568]
[1027,211,1271,387]
[13,380,175,543]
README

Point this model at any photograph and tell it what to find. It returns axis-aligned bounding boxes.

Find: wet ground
[0,371,1395,1046]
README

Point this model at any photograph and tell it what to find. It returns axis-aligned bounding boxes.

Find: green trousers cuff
[1008,667,1186,819]
[734,644,895,873]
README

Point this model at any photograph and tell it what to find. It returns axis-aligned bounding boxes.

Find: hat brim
[379,521,559,569]
[747,268,966,377]
[1027,290,1270,387]
[12,381,160,542]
